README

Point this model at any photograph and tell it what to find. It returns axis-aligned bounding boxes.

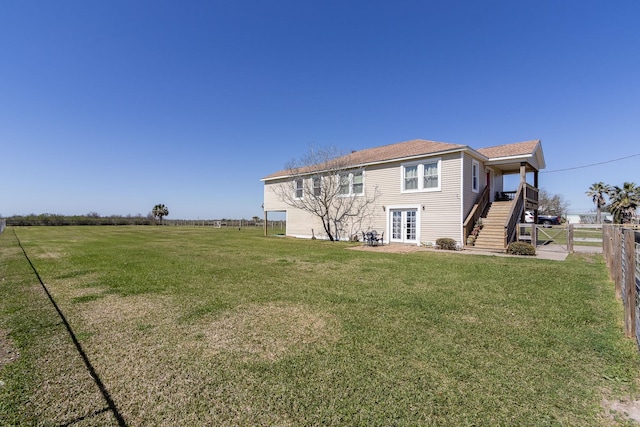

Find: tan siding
[362,153,463,245]
[263,177,380,241]
[263,179,289,211]
[461,154,473,218]
[420,154,463,244]
[263,153,467,245]
[363,163,396,235]
[286,209,324,238]
[461,153,487,220]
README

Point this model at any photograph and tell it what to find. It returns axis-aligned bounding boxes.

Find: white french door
[390,209,418,244]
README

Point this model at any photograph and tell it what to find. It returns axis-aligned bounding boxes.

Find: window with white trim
[402,159,441,192]
[404,165,418,190]
[352,171,363,194]
[471,160,479,193]
[294,179,303,199]
[423,161,439,189]
[338,170,364,196]
[312,176,321,196]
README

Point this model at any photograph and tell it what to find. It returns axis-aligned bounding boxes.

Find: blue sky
[1,0,638,219]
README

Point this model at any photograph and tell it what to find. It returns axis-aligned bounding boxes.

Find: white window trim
[338,170,365,197]
[312,176,321,197]
[471,159,480,193]
[294,178,304,200]
[401,158,441,193]
[384,204,422,246]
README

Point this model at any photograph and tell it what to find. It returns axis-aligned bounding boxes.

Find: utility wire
[542,153,640,173]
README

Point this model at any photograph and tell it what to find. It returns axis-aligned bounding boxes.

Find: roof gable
[476,140,540,159]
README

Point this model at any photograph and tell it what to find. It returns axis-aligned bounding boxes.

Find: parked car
[524,211,561,227]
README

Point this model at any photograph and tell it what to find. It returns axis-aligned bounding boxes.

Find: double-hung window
[471,160,479,193]
[312,176,322,197]
[423,161,439,189]
[294,179,303,199]
[338,174,350,195]
[402,158,441,192]
[352,171,363,194]
[404,165,418,190]
[338,170,364,196]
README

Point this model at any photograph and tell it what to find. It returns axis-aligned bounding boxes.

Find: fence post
[613,228,622,299]
[603,225,609,268]
[531,223,537,248]
[567,224,574,253]
[624,229,636,338]
[605,225,612,272]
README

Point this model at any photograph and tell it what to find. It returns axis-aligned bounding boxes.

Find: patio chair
[370,230,383,246]
[362,231,372,245]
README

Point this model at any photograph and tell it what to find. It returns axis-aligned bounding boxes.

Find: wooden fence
[518,223,603,252]
[603,225,640,346]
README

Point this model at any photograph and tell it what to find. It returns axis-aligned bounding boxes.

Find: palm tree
[152,204,169,224]
[585,182,609,223]
[607,182,640,224]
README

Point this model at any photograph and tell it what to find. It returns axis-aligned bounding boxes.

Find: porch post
[533,169,540,219]
[264,210,268,236]
[519,162,527,183]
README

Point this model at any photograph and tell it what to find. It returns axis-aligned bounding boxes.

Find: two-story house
[262,139,545,251]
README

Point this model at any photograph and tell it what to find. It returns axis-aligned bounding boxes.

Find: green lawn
[1,226,639,426]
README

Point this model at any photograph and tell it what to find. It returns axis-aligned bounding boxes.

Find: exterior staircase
[472,201,513,251]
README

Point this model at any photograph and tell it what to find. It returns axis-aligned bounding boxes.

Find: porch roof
[477,140,545,173]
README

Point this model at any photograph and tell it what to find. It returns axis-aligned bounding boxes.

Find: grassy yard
[1,226,639,426]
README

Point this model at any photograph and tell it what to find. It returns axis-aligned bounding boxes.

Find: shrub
[436,238,458,251]
[507,242,536,256]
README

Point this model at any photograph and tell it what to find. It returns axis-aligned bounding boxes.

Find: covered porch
[464,141,546,251]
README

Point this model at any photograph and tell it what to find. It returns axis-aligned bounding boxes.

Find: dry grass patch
[76,293,177,330]
[0,329,19,368]
[67,295,340,424]
[347,244,428,253]
[603,398,640,424]
[46,271,105,300]
[72,294,190,423]
[34,250,65,259]
[202,302,341,361]
[26,331,109,425]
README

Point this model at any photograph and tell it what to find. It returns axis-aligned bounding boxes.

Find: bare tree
[274,146,379,241]
[537,189,570,217]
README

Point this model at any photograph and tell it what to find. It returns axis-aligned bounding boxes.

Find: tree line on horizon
[1,212,268,227]
[2,213,156,226]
